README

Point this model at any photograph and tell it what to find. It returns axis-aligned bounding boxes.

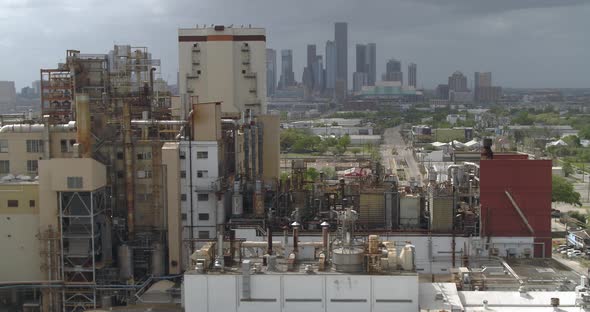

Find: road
[381,126,423,186]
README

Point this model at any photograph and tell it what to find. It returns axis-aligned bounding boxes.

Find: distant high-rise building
[383,58,403,84]
[353,72,368,92]
[474,72,492,89]
[436,84,450,100]
[178,26,267,114]
[366,43,376,86]
[335,22,348,100]
[408,63,417,88]
[0,81,17,112]
[304,44,317,92]
[307,45,316,69]
[266,49,277,96]
[32,80,41,95]
[448,71,468,92]
[325,40,336,91]
[356,44,367,73]
[474,72,501,102]
[313,56,324,92]
[279,49,296,89]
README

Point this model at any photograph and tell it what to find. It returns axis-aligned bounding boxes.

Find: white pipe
[0,122,76,133]
[130,120,187,125]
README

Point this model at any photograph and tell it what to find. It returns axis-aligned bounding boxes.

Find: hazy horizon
[1,0,589,90]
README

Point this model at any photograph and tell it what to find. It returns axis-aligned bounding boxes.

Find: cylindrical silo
[118,244,134,280]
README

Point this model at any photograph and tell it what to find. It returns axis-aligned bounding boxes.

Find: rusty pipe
[75,94,91,158]
[123,103,135,237]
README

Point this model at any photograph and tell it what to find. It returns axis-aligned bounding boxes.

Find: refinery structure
[0,24,588,312]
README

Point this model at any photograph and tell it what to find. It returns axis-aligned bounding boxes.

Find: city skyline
[1,0,589,89]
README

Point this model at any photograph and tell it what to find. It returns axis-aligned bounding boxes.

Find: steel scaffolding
[59,187,106,312]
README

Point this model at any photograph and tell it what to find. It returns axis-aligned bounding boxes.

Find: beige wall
[39,158,106,231]
[178,27,267,115]
[192,102,222,141]
[0,183,43,281]
[0,129,77,176]
[162,142,182,274]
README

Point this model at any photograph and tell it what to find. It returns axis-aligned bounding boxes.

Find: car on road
[569,250,583,257]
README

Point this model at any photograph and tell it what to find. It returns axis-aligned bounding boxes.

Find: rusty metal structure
[36,46,179,312]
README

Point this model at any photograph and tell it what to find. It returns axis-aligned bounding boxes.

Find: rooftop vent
[214,25,225,31]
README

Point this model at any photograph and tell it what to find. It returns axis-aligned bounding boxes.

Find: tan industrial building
[178,25,267,116]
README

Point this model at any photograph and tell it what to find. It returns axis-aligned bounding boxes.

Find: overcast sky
[1,0,589,90]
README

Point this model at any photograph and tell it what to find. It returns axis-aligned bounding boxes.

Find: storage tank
[151,242,165,277]
[332,247,365,273]
[399,196,420,228]
[118,244,134,280]
[399,244,415,271]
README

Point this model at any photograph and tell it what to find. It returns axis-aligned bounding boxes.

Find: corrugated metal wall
[480,159,552,257]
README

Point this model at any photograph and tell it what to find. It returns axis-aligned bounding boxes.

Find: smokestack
[321,221,330,253]
[291,221,300,253]
[75,94,91,158]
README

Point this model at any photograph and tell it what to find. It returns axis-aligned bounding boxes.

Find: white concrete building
[185,273,419,312]
[179,141,221,242]
[178,25,267,115]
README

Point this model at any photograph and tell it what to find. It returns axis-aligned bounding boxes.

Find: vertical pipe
[267,225,273,255]
[152,143,162,229]
[123,103,135,237]
[75,94,91,158]
[291,222,300,253]
[321,222,329,253]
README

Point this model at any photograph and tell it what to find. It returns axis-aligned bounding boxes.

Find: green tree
[305,168,319,181]
[351,148,361,156]
[552,176,582,206]
[338,134,351,149]
[563,161,574,177]
[334,144,347,156]
[562,135,581,148]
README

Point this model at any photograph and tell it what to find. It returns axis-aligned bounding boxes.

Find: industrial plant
[0,24,587,312]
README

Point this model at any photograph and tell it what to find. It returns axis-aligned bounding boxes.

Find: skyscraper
[353,44,369,92]
[353,72,368,92]
[307,45,317,69]
[335,22,348,100]
[448,71,468,92]
[325,40,336,91]
[383,58,403,84]
[366,43,376,86]
[279,49,295,89]
[304,44,317,92]
[356,44,367,73]
[474,72,492,89]
[266,48,277,96]
[408,63,417,88]
[313,56,324,92]
[474,72,500,102]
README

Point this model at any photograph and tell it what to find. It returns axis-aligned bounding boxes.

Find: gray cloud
[0,0,588,89]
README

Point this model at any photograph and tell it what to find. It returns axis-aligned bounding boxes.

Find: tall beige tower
[178,25,267,116]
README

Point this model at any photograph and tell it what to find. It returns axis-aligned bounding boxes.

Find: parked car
[551,209,562,218]
[557,245,569,252]
[569,250,583,257]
